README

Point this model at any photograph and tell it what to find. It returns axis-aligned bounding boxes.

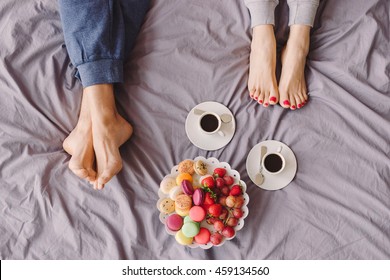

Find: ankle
[251,25,276,48]
[287,25,311,54]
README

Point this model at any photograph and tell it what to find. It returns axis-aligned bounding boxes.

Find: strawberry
[201,176,215,188]
[213,168,226,178]
[229,185,242,196]
[223,175,234,186]
[208,204,222,217]
[203,192,215,205]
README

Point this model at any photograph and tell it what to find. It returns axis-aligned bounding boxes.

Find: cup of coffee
[262,147,285,175]
[199,112,225,137]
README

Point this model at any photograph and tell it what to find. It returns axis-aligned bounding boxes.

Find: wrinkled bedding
[0,0,389,259]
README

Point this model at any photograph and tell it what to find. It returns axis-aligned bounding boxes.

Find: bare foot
[248,25,279,107]
[279,25,310,110]
[85,84,133,190]
[63,94,96,182]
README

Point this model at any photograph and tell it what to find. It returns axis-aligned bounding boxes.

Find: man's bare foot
[279,25,310,110]
[248,25,279,107]
[63,94,96,183]
[85,84,133,190]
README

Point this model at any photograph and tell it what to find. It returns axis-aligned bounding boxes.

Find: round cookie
[166,214,183,231]
[192,188,204,205]
[178,159,195,175]
[182,222,200,238]
[169,186,183,201]
[194,160,208,176]
[175,194,192,217]
[175,230,193,245]
[176,173,193,186]
[159,198,175,214]
[184,215,194,224]
[160,176,177,194]
[194,227,211,245]
[189,206,206,222]
[181,180,194,195]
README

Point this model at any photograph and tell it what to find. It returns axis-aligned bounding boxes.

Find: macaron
[194,160,208,176]
[181,221,200,238]
[166,214,183,232]
[189,206,206,222]
[175,194,192,217]
[194,227,211,245]
[160,176,177,194]
[192,188,204,205]
[159,198,175,214]
[169,186,183,201]
[181,180,194,195]
[178,159,195,175]
[184,215,194,224]
[175,230,193,246]
[176,173,193,186]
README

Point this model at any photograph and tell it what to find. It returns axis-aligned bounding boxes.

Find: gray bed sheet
[0,0,389,259]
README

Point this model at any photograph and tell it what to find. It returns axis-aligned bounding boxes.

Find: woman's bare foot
[279,25,310,110]
[85,84,133,190]
[248,25,279,107]
[63,94,96,183]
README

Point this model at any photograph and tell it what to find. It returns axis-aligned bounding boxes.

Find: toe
[249,88,256,99]
[253,89,260,102]
[257,90,265,105]
[295,95,303,109]
[263,91,270,107]
[289,95,297,110]
[279,90,290,108]
[269,87,278,105]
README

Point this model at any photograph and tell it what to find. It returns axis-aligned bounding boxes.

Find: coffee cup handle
[277,146,282,153]
[218,130,225,137]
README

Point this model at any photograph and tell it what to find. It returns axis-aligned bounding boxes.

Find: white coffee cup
[261,146,285,175]
[199,112,225,137]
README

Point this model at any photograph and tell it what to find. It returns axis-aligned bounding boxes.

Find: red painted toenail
[259,100,263,104]
[297,104,302,108]
[250,94,253,98]
[270,96,277,102]
[264,102,269,106]
[283,100,290,106]
[254,97,258,100]
[291,105,296,109]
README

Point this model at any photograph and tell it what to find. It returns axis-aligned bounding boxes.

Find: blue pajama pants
[59,0,150,87]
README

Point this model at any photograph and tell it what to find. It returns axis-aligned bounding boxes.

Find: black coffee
[200,114,219,132]
[263,153,283,173]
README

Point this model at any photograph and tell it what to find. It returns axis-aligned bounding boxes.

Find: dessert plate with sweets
[157,156,249,249]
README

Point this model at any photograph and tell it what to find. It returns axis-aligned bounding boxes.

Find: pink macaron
[166,214,183,231]
[192,188,204,205]
[194,227,211,245]
[189,206,206,222]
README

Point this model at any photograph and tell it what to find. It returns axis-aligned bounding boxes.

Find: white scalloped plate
[157,156,249,249]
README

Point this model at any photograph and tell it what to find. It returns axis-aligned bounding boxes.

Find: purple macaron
[181,180,194,195]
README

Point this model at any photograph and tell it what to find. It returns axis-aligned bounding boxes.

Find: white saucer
[246,140,297,191]
[185,101,236,151]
